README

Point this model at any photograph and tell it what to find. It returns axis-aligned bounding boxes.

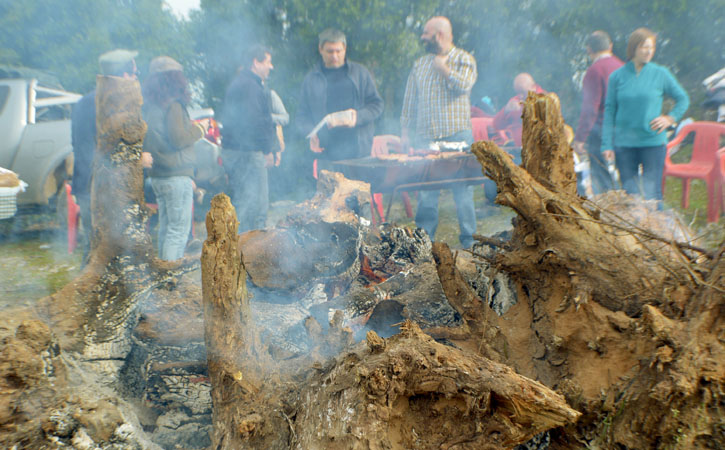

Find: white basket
[0,184,26,220]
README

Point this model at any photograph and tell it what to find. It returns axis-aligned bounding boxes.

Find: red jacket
[493,84,545,146]
[575,54,624,143]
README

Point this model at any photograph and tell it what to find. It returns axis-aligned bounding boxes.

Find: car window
[33,85,77,122]
[0,86,9,115]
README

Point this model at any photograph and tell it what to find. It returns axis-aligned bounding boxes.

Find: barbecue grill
[330,152,488,220]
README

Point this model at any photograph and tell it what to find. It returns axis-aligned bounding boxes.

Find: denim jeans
[614,145,666,202]
[150,176,193,260]
[586,129,614,195]
[413,129,477,248]
[223,150,268,233]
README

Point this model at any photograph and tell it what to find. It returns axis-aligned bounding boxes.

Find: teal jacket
[601,61,689,151]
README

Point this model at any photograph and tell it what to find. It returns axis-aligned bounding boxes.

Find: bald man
[493,72,546,146]
[401,16,478,248]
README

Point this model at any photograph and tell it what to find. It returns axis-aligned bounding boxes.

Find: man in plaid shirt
[401,16,478,248]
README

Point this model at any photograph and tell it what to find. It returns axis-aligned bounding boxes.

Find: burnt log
[240,170,369,292]
[201,192,580,449]
[291,321,580,449]
[33,75,197,361]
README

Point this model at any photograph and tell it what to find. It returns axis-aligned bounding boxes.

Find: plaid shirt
[401,46,477,140]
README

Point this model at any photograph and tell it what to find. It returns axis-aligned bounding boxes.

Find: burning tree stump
[472,92,696,316]
[201,192,581,449]
[469,92,724,448]
[34,75,197,358]
[201,193,289,449]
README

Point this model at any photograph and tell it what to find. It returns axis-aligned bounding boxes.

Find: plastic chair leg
[372,192,385,223]
[66,183,79,254]
[706,177,720,222]
[681,178,691,209]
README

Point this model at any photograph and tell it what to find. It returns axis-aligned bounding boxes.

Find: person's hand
[274,151,282,167]
[264,152,275,167]
[191,179,197,190]
[650,115,674,134]
[141,152,153,168]
[504,97,521,113]
[309,134,324,153]
[572,141,586,156]
[433,54,450,77]
[602,150,615,161]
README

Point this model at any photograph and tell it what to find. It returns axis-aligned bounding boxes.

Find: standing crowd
[73,17,693,260]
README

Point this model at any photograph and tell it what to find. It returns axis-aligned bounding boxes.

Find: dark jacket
[71,90,96,196]
[297,60,384,160]
[221,69,276,154]
[143,100,200,178]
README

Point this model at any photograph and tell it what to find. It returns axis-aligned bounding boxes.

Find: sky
[164,0,200,20]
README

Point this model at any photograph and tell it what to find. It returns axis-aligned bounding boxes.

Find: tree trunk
[469,92,724,448]
[202,193,288,449]
[471,92,695,317]
[35,75,196,358]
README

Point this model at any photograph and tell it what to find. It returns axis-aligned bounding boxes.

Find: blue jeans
[223,150,268,233]
[586,130,614,195]
[413,129,477,248]
[150,176,193,260]
[614,145,666,202]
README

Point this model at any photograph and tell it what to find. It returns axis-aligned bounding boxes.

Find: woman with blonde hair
[601,27,689,202]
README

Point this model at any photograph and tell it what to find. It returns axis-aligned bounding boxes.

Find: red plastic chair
[370,135,413,224]
[662,121,725,222]
[65,182,81,254]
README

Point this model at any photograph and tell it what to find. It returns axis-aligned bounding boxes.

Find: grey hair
[318,28,346,47]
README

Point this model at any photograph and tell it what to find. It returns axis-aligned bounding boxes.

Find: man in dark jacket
[221,45,277,232]
[297,29,384,167]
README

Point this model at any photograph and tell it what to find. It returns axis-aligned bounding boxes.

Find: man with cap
[220,44,277,233]
[71,49,152,262]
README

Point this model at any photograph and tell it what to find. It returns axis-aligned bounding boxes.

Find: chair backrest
[672,122,725,163]
[371,135,402,157]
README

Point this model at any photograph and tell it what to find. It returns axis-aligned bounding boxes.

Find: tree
[0,0,193,93]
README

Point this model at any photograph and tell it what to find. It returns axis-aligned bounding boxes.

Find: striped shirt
[401,46,477,140]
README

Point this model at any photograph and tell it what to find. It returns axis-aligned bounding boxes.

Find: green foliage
[0,0,193,93]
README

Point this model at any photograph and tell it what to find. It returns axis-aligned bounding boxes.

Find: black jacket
[221,69,276,154]
[71,90,96,196]
[297,60,384,160]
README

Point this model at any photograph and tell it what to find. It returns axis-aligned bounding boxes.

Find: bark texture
[202,194,288,450]
[468,92,724,449]
[34,76,196,358]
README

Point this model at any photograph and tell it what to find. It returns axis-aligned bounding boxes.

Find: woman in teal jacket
[601,28,689,202]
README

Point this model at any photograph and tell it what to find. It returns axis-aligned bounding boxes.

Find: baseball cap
[98,49,139,76]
